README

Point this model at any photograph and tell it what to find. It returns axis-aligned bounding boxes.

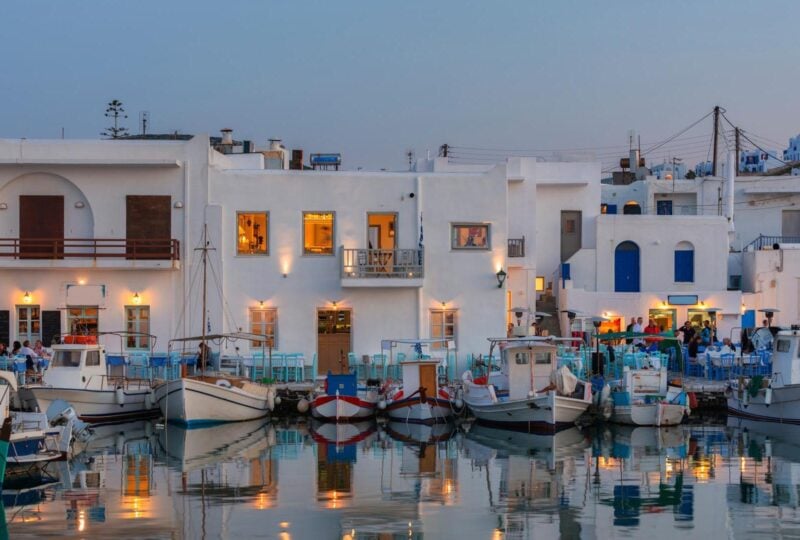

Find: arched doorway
[623,201,642,215]
[615,241,640,292]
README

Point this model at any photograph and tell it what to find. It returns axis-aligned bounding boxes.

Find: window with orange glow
[237,212,269,255]
[303,212,334,255]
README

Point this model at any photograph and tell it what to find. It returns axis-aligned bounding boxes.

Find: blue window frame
[657,200,673,215]
[674,249,694,282]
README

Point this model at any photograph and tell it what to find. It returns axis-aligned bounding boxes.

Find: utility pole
[712,105,720,176]
[735,127,741,174]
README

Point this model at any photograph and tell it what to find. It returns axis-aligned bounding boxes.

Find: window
[303,212,334,255]
[777,340,791,353]
[17,305,41,343]
[250,308,278,347]
[430,309,457,349]
[52,350,82,368]
[237,212,268,255]
[67,306,99,336]
[674,242,694,283]
[534,351,552,365]
[657,200,673,215]
[86,350,100,366]
[535,276,545,292]
[125,306,150,350]
[451,223,490,250]
[514,352,529,365]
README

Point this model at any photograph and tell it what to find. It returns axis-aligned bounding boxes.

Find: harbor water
[5,416,800,539]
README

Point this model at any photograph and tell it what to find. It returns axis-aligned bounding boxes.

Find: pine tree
[102,100,129,139]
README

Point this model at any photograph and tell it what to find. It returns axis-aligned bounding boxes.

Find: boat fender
[765,437,773,458]
[688,392,698,410]
[765,386,773,407]
[267,388,276,411]
[454,398,464,409]
[115,387,126,406]
[742,388,749,408]
[377,400,387,410]
[600,384,611,406]
[297,398,310,414]
[274,396,282,406]
[215,379,232,388]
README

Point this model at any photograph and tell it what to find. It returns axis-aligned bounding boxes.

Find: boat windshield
[51,350,82,368]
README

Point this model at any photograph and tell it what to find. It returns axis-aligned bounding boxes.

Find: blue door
[615,241,640,292]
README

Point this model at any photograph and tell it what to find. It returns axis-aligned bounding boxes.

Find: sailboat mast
[201,224,208,368]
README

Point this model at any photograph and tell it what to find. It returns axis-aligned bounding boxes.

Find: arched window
[623,201,642,215]
[674,241,694,283]
[614,241,640,292]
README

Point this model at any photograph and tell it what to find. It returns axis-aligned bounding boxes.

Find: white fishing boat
[380,338,462,424]
[608,367,689,426]
[152,225,277,426]
[18,338,159,424]
[310,371,380,421]
[727,326,800,424]
[462,337,592,433]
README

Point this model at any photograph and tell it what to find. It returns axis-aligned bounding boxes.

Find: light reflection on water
[5,416,800,539]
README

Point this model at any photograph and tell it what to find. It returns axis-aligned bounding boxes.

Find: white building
[650,160,688,180]
[739,149,782,173]
[784,134,800,162]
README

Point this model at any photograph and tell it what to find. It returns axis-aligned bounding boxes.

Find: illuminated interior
[237,212,269,255]
[303,212,334,255]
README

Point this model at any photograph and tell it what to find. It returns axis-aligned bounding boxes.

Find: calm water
[5,416,800,539]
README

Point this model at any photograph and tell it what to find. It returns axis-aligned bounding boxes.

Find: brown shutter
[126,196,171,259]
[19,195,64,259]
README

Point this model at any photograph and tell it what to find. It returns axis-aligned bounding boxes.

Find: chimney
[221,128,233,145]
[269,138,283,151]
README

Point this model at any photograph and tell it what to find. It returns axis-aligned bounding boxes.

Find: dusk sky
[2,0,798,170]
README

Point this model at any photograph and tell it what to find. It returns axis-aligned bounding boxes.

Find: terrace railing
[743,235,800,252]
[340,247,424,279]
[0,238,180,261]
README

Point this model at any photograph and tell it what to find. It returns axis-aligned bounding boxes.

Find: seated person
[33,339,50,359]
[687,336,702,364]
[20,340,37,372]
[720,337,737,353]
[0,342,7,357]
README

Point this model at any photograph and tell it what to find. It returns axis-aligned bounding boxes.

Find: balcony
[340,247,423,288]
[0,238,180,269]
[508,237,525,258]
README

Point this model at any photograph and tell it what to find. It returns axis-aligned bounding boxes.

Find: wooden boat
[609,367,688,426]
[727,326,800,423]
[310,372,380,421]
[381,338,462,424]
[462,337,592,433]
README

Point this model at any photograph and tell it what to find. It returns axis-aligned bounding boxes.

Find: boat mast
[200,224,209,372]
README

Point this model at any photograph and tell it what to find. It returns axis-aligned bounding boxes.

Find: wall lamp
[495,268,507,288]
[132,292,142,305]
[22,291,32,304]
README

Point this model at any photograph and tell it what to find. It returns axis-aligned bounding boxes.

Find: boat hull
[727,383,800,424]
[311,394,377,421]
[465,392,590,433]
[611,402,686,427]
[154,378,271,426]
[386,396,454,424]
[20,386,159,424]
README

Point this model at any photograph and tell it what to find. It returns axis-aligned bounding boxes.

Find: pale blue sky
[1,0,797,170]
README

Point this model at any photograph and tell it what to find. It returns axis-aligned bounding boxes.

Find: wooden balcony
[340,247,424,288]
[0,238,180,269]
[508,237,525,257]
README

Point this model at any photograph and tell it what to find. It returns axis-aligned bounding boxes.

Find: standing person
[196,342,211,371]
[644,318,660,345]
[679,321,696,345]
[700,321,712,347]
[633,317,645,348]
[625,317,636,345]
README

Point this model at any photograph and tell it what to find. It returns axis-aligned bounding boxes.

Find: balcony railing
[340,247,424,279]
[508,237,525,257]
[0,238,180,261]
[743,235,800,252]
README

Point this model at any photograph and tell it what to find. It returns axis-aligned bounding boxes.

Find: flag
[418,212,424,248]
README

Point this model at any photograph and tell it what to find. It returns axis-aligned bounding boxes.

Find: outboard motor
[46,399,93,444]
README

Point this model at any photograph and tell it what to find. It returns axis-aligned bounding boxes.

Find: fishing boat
[727,326,800,423]
[152,334,277,426]
[152,225,277,426]
[608,367,689,426]
[18,334,160,424]
[310,371,381,421]
[380,339,462,424]
[461,337,592,432]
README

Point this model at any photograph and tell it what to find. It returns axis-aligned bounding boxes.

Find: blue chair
[285,353,303,382]
[128,353,150,380]
[270,353,286,382]
[371,354,387,380]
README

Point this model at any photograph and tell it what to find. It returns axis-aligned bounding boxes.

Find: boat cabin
[769,328,800,388]
[44,343,108,390]
[400,360,441,397]
[503,343,556,401]
[621,366,668,397]
[325,371,357,397]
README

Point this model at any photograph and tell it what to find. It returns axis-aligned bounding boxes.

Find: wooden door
[419,363,437,395]
[317,309,352,375]
[20,195,64,259]
[560,210,581,263]
[126,196,171,259]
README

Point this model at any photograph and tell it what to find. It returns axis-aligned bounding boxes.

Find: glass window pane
[451,224,489,249]
[303,212,334,255]
[237,212,269,255]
